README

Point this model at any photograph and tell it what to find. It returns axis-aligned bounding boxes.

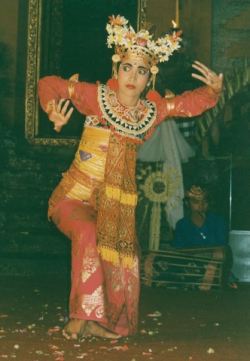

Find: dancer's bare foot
[62,319,87,340]
[86,321,121,339]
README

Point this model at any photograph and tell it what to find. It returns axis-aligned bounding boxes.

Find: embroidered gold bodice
[97,84,157,140]
[48,85,157,215]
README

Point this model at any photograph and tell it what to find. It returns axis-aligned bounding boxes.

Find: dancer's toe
[62,319,87,340]
[86,321,121,339]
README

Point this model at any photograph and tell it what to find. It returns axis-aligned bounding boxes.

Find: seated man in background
[173,184,237,289]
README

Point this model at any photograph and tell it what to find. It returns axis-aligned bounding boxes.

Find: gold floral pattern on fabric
[98,84,157,139]
[95,132,140,332]
[102,257,140,334]
[105,185,138,206]
[126,258,140,332]
[81,286,105,318]
[96,133,138,268]
[81,247,100,283]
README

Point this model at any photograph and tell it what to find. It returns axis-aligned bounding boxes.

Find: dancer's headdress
[106,15,182,89]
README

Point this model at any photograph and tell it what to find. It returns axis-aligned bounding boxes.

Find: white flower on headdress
[106,15,182,63]
[125,28,136,47]
[109,15,128,26]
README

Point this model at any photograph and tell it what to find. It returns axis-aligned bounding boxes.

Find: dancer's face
[117,52,150,102]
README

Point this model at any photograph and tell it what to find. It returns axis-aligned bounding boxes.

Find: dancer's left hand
[192,60,223,94]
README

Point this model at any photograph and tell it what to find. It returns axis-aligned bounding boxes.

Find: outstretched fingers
[191,60,223,93]
[56,98,66,113]
[47,98,74,132]
[192,60,212,74]
[56,98,74,120]
[65,106,74,121]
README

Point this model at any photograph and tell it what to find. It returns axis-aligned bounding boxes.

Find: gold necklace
[97,84,157,139]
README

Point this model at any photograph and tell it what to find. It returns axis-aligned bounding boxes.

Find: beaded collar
[98,84,157,139]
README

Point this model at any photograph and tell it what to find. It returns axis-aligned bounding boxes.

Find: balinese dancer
[38,15,223,339]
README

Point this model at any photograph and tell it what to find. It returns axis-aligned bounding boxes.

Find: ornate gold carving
[25,0,75,146]
[25,0,41,143]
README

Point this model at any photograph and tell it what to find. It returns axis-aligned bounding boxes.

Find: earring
[150,65,159,90]
[112,54,121,79]
[147,78,152,88]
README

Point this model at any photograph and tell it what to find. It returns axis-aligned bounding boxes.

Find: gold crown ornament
[106,15,182,89]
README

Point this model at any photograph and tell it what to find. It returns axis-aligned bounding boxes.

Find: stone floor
[0,274,250,361]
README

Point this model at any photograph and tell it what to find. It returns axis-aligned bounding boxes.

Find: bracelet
[68,73,79,99]
[46,100,54,115]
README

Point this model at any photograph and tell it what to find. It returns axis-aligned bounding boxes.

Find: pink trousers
[51,198,139,336]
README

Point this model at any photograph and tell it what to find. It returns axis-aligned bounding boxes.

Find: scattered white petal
[207,347,215,354]
[35,350,44,355]
[27,324,36,330]
[76,353,88,359]
[111,344,129,351]
[0,315,9,319]
[147,311,162,317]
[110,339,118,344]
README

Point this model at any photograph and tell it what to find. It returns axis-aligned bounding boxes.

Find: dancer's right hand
[47,98,74,132]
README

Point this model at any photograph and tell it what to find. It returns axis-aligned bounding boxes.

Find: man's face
[189,198,208,215]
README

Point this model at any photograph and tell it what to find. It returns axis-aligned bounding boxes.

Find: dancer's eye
[138,67,149,76]
[121,64,132,72]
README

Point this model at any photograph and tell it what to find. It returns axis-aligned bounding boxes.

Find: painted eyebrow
[122,63,148,70]
[138,66,149,71]
[121,62,132,67]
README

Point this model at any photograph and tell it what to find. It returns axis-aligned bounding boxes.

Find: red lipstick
[126,84,136,89]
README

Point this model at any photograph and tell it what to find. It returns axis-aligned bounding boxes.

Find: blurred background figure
[173,184,238,289]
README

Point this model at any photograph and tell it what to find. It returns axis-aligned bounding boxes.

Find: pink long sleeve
[147,86,220,125]
[38,76,99,116]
